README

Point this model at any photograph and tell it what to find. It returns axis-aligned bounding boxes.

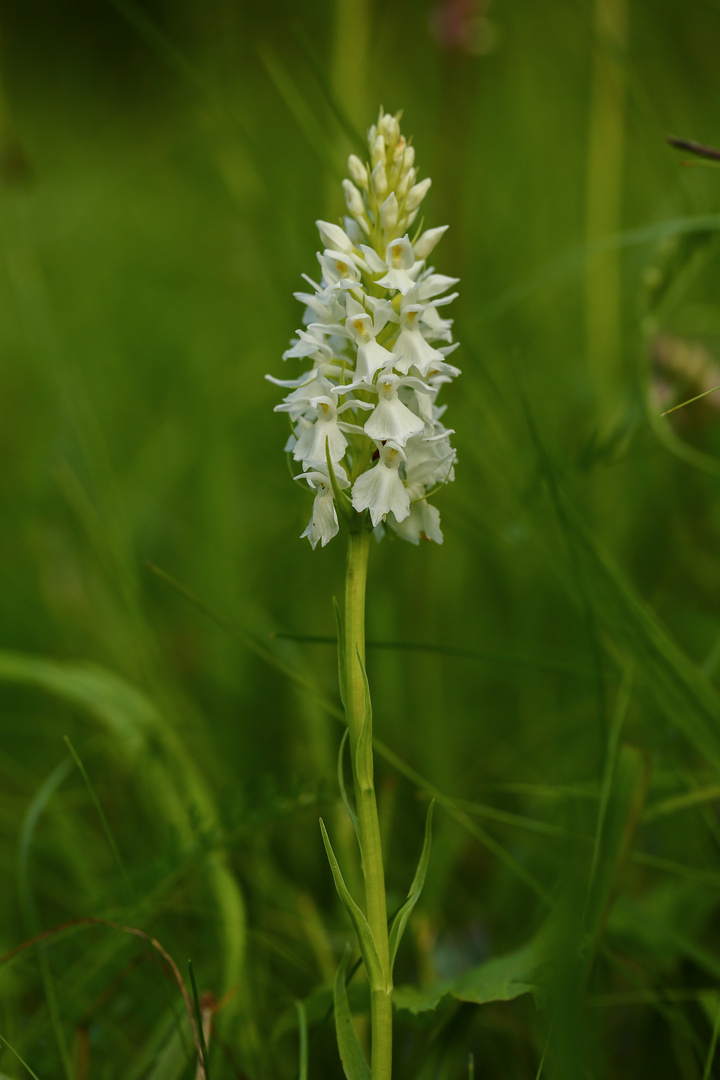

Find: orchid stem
[343,518,393,1080]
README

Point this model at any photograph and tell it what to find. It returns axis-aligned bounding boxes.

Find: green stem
[343,519,393,1080]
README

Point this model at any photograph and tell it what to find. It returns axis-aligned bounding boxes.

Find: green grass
[2,0,720,1077]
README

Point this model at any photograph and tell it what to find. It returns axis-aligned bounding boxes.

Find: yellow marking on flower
[336,260,349,276]
[319,402,331,415]
[353,319,368,337]
[391,244,403,263]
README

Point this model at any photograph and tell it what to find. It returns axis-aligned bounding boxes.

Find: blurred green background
[3,0,720,1077]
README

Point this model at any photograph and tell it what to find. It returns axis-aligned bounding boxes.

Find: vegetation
[2,1,720,1077]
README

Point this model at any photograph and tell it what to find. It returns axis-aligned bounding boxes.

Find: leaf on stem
[394,932,548,1014]
[354,647,374,794]
[319,819,383,991]
[333,948,371,1080]
[337,730,359,839]
[388,801,435,972]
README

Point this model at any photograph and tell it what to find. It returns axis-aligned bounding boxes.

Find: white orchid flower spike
[268,107,460,547]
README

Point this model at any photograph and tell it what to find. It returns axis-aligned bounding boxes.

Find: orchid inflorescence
[268,108,460,549]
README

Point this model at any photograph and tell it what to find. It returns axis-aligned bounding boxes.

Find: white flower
[388,500,443,545]
[318,249,361,290]
[297,466,350,549]
[363,374,426,446]
[345,313,396,384]
[376,236,417,294]
[282,327,333,363]
[292,395,349,466]
[404,430,456,489]
[393,306,447,376]
[351,443,411,526]
[268,108,460,548]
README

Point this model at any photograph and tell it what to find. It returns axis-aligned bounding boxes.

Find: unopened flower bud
[342,179,366,218]
[348,153,368,188]
[405,177,432,212]
[403,145,415,170]
[380,192,399,230]
[371,162,388,197]
[371,133,385,168]
[396,167,414,198]
[379,112,400,146]
[316,220,354,254]
[413,224,448,259]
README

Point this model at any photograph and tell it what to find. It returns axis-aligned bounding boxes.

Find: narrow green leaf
[474,213,720,327]
[0,648,247,1001]
[388,802,434,972]
[63,734,134,902]
[333,949,371,1080]
[373,740,552,905]
[319,820,383,991]
[290,24,366,156]
[660,384,720,417]
[702,996,720,1080]
[138,576,555,901]
[18,761,75,1080]
[187,960,209,1080]
[354,648,374,795]
[141,1013,195,1080]
[0,1034,43,1080]
[584,744,649,947]
[584,675,633,922]
[295,1001,309,1080]
[337,730,359,838]
[567,508,720,773]
[271,631,596,678]
[644,785,720,822]
[256,42,338,169]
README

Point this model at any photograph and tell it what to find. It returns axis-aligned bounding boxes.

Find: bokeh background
[3,0,720,1077]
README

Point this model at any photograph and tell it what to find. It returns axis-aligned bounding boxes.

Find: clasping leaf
[319,819,384,991]
[333,947,371,1080]
[388,800,435,973]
